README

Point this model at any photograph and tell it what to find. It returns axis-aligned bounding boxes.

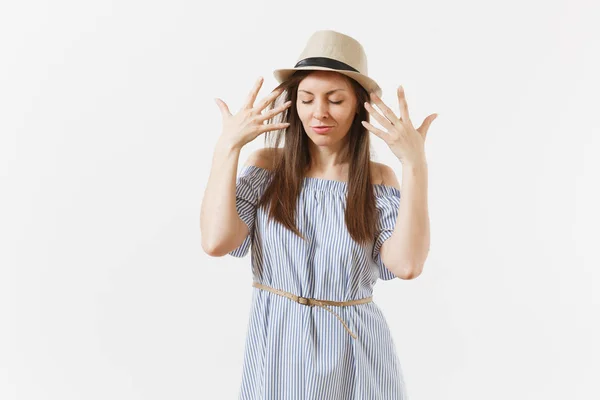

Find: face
[296,71,358,147]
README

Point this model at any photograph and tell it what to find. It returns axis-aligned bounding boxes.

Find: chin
[310,135,341,146]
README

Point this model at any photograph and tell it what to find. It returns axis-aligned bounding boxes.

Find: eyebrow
[298,89,346,95]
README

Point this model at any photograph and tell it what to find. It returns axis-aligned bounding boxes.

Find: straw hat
[273,30,382,97]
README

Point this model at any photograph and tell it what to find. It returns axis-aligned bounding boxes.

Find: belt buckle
[297,296,312,306]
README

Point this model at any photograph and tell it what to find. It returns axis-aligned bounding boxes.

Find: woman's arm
[380,162,430,279]
[200,139,248,256]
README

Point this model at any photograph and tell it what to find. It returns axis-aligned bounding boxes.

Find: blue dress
[228,164,409,400]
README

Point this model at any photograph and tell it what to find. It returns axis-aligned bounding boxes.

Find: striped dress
[228,164,409,400]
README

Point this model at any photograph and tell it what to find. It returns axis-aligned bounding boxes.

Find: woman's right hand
[214,76,292,150]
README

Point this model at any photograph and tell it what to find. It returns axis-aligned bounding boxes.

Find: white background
[2,0,599,399]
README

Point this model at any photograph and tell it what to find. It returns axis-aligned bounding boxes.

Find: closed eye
[301,100,343,105]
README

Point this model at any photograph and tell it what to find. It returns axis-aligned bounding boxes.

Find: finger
[254,87,285,113]
[243,76,264,110]
[397,86,412,125]
[255,122,290,135]
[364,102,395,131]
[361,120,390,142]
[418,113,438,140]
[214,98,231,117]
[370,92,401,126]
[256,100,292,123]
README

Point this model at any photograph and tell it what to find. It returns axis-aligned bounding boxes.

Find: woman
[201,30,437,400]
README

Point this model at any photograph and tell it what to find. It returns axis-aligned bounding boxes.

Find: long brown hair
[257,70,378,246]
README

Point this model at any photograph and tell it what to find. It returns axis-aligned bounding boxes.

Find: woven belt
[252,281,373,339]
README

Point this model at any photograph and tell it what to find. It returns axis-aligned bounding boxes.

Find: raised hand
[214,76,292,150]
[362,85,437,166]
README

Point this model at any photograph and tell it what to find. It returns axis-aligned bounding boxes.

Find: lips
[312,126,333,134]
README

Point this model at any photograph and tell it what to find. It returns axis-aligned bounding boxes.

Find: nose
[313,100,330,120]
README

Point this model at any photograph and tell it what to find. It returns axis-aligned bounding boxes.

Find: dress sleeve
[228,165,263,258]
[372,186,402,280]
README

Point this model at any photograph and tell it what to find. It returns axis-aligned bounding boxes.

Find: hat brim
[273,67,382,98]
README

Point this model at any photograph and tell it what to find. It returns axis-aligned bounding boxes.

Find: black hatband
[294,57,359,73]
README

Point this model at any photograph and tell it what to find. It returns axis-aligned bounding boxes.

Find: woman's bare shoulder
[373,162,400,189]
[370,161,385,185]
[243,147,279,170]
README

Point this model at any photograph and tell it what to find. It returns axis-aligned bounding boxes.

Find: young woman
[201,30,437,400]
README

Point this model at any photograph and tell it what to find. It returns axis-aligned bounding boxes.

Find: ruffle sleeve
[372,185,402,280]
[228,165,269,258]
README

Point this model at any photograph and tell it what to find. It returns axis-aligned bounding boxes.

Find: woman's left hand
[362,85,437,166]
